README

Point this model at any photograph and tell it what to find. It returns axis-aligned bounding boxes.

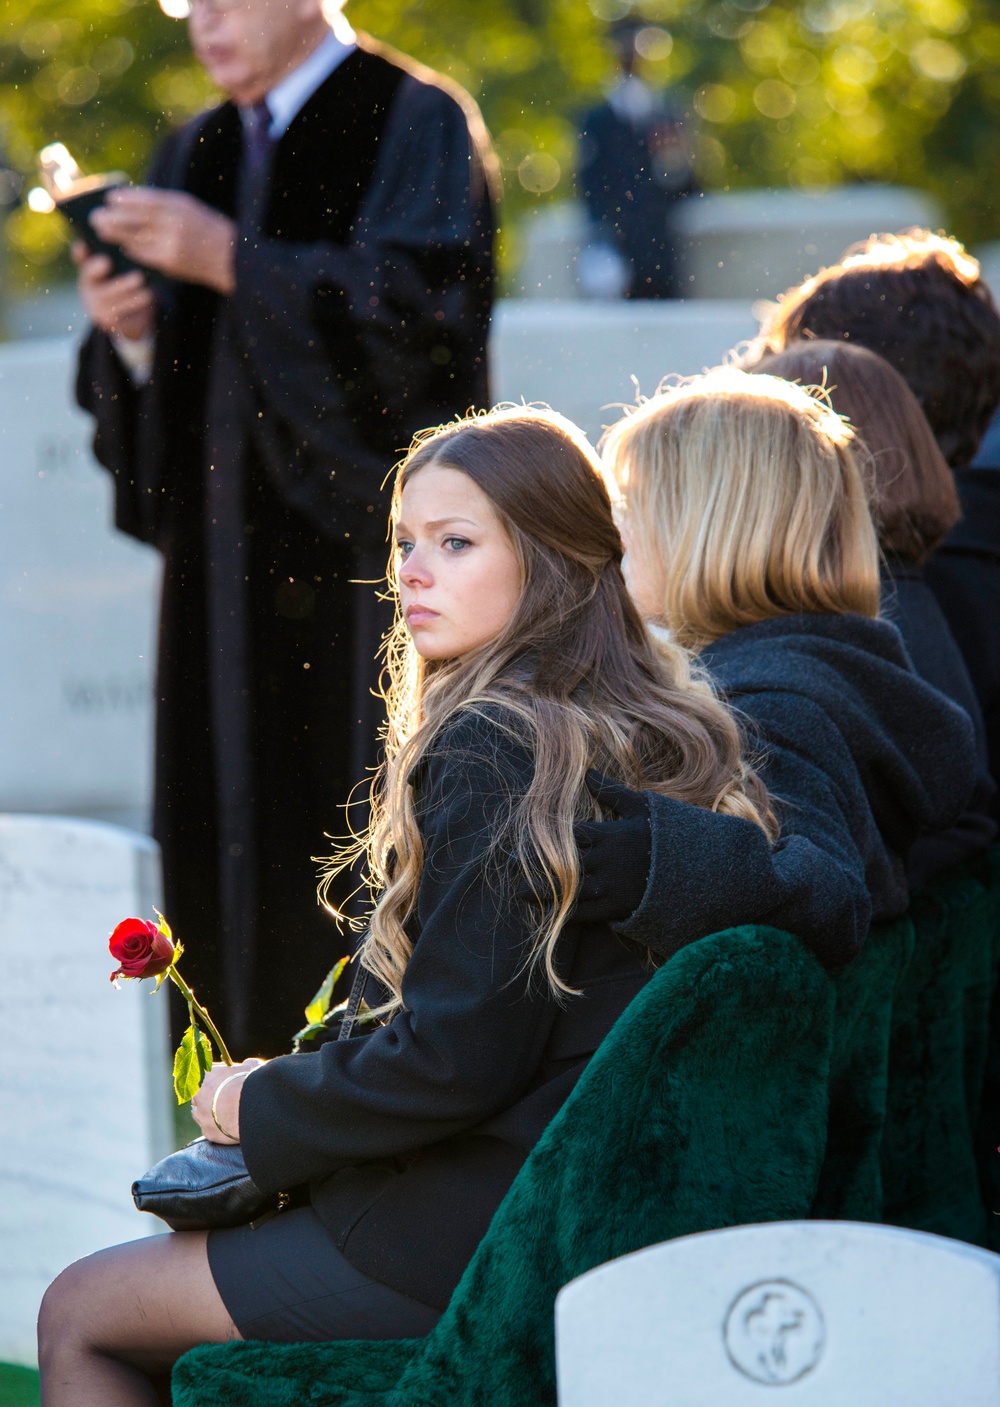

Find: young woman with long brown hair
[38,405,775,1404]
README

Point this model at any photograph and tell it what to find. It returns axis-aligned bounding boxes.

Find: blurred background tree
[1,0,998,289]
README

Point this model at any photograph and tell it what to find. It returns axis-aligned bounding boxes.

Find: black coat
[76,40,495,1055]
[880,559,997,884]
[924,466,1000,824]
[239,708,653,1310]
[612,613,977,971]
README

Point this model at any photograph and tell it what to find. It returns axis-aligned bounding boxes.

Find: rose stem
[167,967,234,1066]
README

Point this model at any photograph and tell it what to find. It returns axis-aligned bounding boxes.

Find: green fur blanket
[173,849,1000,1407]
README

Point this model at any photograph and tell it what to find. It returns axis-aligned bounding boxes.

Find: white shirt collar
[246,17,356,139]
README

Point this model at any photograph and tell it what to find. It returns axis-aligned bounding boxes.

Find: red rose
[109,917,175,983]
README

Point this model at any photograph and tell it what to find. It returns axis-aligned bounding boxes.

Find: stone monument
[674,184,943,300]
[0,814,173,1367]
[555,1220,1000,1405]
[0,338,160,831]
[515,186,945,304]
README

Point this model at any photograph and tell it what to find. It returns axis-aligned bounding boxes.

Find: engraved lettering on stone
[35,434,82,477]
[723,1279,825,1385]
[62,676,151,715]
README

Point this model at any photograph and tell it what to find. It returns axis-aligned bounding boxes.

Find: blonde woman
[576,367,976,967]
[39,406,775,1402]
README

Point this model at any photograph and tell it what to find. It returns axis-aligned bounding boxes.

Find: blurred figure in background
[74,0,496,1056]
[755,231,1000,822]
[755,339,997,885]
[577,17,696,300]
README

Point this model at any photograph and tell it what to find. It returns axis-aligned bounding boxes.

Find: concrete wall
[516,185,944,303]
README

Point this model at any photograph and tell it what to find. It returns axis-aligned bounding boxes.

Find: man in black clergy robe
[75,0,496,1056]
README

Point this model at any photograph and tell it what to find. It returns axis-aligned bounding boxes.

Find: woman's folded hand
[191,1058,266,1144]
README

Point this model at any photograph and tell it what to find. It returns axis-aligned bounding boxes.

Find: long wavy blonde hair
[601,367,881,651]
[327,406,776,1012]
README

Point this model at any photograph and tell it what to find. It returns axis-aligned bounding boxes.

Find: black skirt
[207,1205,441,1342]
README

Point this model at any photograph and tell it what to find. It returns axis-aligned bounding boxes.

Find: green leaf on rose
[173,1022,214,1104]
[292,1019,330,1051]
[303,955,350,1026]
[292,996,376,1052]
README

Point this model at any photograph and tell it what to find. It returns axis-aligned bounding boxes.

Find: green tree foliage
[0,0,206,278]
[2,0,998,287]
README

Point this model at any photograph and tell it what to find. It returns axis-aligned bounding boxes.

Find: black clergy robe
[77,37,496,1056]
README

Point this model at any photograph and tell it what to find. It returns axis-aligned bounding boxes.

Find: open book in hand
[37,142,136,275]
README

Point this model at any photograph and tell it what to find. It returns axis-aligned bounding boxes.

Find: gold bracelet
[211,1072,248,1142]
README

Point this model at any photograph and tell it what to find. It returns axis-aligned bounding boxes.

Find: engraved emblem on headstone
[723,1278,825,1385]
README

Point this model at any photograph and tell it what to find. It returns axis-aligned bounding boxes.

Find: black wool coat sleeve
[76,327,147,541]
[612,703,874,972]
[611,613,977,972]
[74,130,204,548]
[238,708,562,1195]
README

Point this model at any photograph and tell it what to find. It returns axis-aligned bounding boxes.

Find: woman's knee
[38,1254,100,1362]
[39,1231,235,1380]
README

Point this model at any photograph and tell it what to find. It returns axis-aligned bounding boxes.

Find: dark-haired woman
[38,407,776,1404]
[748,230,1000,823]
[755,340,996,885]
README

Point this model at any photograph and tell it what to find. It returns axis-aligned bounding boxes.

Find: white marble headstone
[556,1221,1000,1406]
[0,338,160,830]
[491,299,757,446]
[0,815,173,1367]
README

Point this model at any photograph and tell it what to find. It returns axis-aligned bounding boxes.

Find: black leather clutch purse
[132,1138,281,1231]
[133,964,370,1231]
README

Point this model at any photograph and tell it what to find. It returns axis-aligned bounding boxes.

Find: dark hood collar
[702,610,976,856]
[701,610,911,670]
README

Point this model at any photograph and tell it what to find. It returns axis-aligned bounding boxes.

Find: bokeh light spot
[694,83,738,122]
[832,44,880,86]
[518,152,561,194]
[635,27,673,61]
[910,37,967,80]
[26,187,56,214]
[57,67,100,105]
[753,79,796,118]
